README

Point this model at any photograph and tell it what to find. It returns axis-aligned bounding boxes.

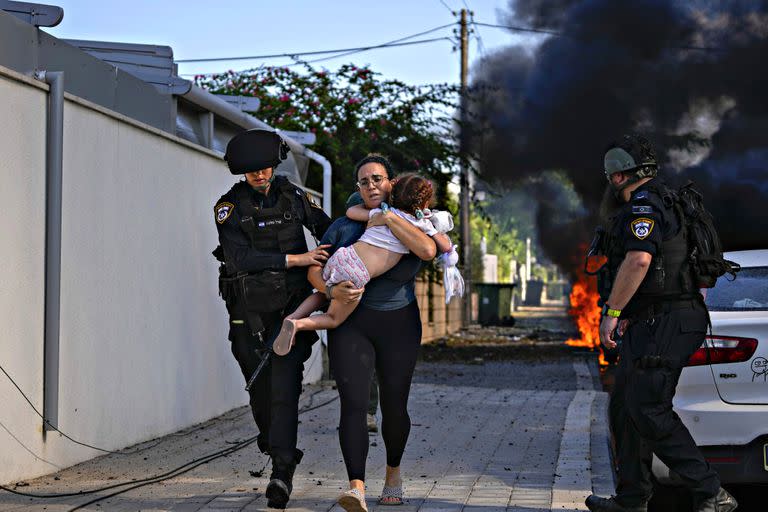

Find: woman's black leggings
[328,301,422,481]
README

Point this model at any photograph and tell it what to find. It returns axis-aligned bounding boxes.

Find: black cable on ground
[65,396,339,511]
[0,435,258,499]
[0,391,339,510]
[0,364,162,456]
[66,438,260,512]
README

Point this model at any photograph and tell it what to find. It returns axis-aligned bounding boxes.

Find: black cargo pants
[228,293,317,462]
[609,300,720,507]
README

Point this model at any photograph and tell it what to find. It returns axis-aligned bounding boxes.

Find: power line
[437,0,455,15]
[291,23,457,67]
[176,33,455,64]
[473,21,561,36]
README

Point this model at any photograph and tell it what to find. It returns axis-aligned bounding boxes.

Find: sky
[43,0,530,86]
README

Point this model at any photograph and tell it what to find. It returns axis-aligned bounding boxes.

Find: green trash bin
[475,283,516,326]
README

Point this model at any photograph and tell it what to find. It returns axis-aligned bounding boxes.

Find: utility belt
[219,267,303,335]
[623,297,702,322]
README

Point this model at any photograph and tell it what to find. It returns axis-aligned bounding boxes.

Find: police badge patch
[215,202,234,224]
[631,217,654,240]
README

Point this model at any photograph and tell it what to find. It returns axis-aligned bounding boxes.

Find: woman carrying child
[272,172,452,352]
[283,155,455,511]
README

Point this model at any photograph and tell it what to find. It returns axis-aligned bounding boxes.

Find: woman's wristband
[325,284,335,300]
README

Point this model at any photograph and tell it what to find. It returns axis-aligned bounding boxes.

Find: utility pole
[459,8,472,327]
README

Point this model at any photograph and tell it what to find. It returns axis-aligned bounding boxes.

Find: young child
[272,174,453,355]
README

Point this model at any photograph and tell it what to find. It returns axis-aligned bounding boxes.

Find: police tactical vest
[232,177,311,294]
[234,179,308,253]
[605,184,694,302]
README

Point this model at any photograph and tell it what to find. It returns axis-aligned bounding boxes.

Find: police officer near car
[213,129,332,509]
[585,135,738,512]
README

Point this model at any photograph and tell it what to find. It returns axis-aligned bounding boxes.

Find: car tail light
[686,336,758,367]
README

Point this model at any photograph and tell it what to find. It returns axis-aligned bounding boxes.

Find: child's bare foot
[273,318,297,356]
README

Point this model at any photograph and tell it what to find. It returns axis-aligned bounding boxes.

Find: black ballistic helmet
[604,134,658,181]
[224,129,290,175]
[604,134,658,197]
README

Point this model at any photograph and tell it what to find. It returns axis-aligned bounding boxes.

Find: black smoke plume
[469,0,768,275]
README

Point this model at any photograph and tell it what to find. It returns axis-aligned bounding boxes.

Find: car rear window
[705,266,768,311]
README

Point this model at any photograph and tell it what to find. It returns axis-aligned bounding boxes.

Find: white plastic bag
[438,245,465,304]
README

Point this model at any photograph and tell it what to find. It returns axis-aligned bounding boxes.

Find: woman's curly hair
[389,173,435,215]
[354,153,394,180]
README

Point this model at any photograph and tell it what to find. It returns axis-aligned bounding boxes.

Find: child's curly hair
[390,173,435,215]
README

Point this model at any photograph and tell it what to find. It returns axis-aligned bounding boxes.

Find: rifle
[245,349,271,392]
[584,226,606,275]
[245,321,280,391]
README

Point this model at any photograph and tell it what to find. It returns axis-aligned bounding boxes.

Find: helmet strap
[611,166,656,199]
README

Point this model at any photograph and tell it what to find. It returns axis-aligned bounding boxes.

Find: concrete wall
[416,278,464,343]
[0,66,322,485]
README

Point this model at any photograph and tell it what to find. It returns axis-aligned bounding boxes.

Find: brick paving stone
[0,359,613,512]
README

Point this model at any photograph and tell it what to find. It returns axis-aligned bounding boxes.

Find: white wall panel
[0,75,49,480]
[0,73,291,484]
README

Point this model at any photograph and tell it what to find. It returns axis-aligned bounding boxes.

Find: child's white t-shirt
[357,207,437,254]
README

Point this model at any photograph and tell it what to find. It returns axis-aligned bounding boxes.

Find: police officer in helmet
[585,135,737,512]
[213,129,331,508]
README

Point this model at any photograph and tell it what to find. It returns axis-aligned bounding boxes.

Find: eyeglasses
[356,175,387,188]
[247,168,272,176]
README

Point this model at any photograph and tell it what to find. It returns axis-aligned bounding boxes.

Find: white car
[654,249,768,486]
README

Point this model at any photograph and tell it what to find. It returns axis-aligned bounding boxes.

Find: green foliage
[470,202,526,283]
[195,64,461,214]
[470,186,540,283]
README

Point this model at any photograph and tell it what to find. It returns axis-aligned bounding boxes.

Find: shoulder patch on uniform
[305,191,321,208]
[631,217,654,240]
[632,205,654,215]
[215,202,234,224]
[633,190,649,200]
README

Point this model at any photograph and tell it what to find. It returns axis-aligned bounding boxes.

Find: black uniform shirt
[214,177,331,274]
[615,179,679,258]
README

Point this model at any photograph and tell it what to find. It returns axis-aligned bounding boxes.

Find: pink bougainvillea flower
[348,98,361,104]
[278,94,290,102]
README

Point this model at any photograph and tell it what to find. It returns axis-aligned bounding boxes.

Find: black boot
[265,449,303,509]
[585,495,648,512]
[696,487,738,512]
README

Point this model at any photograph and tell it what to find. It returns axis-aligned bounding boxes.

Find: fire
[565,267,609,366]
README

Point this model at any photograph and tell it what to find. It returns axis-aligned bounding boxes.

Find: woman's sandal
[337,488,368,512]
[378,485,404,506]
[272,318,297,356]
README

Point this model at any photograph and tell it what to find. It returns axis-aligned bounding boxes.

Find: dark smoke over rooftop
[469,0,768,275]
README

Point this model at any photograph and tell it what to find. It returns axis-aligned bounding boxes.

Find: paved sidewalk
[0,358,613,512]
